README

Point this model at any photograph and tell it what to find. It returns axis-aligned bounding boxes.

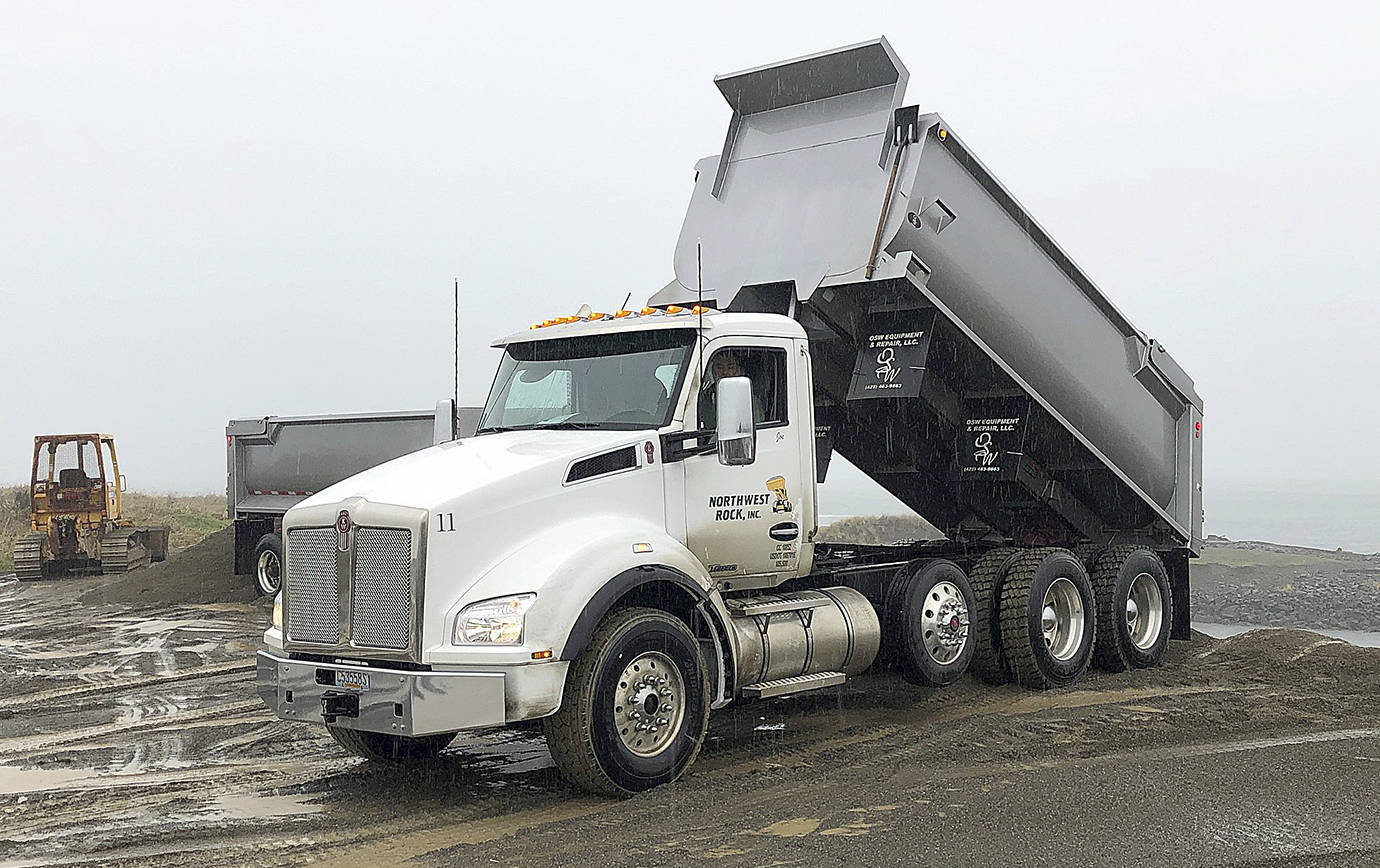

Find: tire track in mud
[0,661,256,719]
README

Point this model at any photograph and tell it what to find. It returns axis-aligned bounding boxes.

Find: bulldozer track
[14,532,46,581]
[100,528,151,574]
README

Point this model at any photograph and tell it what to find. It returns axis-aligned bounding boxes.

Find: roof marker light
[613,309,632,318]
[639,307,657,316]
[666,305,685,314]
[588,312,606,321]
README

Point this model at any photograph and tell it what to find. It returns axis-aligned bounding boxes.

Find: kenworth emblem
[336,510,352,551]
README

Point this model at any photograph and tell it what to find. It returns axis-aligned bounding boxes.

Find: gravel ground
[1,539,1378,865]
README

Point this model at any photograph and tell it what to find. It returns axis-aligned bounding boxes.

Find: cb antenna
[620,291,631,313]
[453,278,459,407]
[697,238,704,338]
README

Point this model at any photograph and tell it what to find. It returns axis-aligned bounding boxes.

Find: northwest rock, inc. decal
[708,477,795,521]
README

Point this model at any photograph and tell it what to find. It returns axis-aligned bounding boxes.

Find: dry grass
[0,485,228,573]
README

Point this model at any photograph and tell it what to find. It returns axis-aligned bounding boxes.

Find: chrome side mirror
[715,376,756,466]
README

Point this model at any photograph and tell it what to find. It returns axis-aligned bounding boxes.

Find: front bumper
[257,651,564,737]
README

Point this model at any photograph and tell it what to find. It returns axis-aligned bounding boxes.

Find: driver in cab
[698,350,765,429]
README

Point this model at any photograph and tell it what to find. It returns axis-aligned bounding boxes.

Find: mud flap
[1163,549,1192,640]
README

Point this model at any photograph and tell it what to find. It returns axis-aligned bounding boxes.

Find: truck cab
[258,309,864,793]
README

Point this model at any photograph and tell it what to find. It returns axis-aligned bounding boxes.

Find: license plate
[335,670,369,691]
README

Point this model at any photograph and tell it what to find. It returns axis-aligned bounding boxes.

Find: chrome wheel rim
[1041,577,1085,662]
[920,580,970,665]
[614,651,685,758]
[1126,572,1164,651]
[256,549,281,595]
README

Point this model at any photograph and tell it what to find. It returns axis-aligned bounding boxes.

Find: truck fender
[560,564,707,660]
[559,564,735,709]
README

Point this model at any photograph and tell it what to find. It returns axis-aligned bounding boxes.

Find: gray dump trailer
[652,38,1203,632]
[227,400,481,594]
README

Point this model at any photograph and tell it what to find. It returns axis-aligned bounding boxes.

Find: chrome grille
[351,527,414,650]
[285,528,339,644]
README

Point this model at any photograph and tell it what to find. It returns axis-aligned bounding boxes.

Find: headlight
[453,593,536,645]
[272,593,283,630]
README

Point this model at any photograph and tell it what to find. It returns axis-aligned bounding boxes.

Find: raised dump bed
[653,37,1203,559]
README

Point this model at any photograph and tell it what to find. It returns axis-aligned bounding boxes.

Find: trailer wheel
[1091,547,1173,671]
[544,607,709,797]
[885,559,975,687]
[967,547,1020,684]
[253,533,283,597]
[998,548,1096,689]
[327,726,456,761]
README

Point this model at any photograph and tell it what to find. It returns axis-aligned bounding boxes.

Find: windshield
[479,329,695,432]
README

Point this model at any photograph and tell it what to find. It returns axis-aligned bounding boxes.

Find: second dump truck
[257,39,1203,795]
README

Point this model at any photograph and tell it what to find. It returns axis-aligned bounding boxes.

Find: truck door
[683,338,810,583]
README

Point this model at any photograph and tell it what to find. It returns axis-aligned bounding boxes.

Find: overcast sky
[3,2,1378,509]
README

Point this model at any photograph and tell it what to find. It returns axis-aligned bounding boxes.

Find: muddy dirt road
[1,573,1378,867]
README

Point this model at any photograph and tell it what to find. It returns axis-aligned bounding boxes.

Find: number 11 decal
[437,513,456,532]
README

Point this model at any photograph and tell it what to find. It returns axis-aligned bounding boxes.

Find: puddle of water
[0,765,93,795]
[206,792,322,820]
[1195,622,1380,648]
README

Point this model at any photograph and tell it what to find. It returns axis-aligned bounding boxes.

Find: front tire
[544,607,709,797]
[998,548,1096,689]
[253,533,283,596]
[327,726,456,761]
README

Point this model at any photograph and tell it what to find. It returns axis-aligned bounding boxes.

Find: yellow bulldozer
[13,434,169,581]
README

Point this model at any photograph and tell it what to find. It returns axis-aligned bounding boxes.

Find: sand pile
[80,526,260,606]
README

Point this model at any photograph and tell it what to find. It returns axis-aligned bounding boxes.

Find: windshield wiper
[474,425,522,434]
[530,421,606,430]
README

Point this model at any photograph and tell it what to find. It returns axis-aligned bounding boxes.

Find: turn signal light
[531,649,553,660]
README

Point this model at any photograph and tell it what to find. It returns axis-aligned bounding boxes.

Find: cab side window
[699,346,788,430]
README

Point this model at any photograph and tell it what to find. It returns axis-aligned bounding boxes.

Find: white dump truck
[256,38,1203,795]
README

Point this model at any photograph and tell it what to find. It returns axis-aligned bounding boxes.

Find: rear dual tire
[998,548,1097,690]
[253,533,283,597]
[1091,547,1173,672]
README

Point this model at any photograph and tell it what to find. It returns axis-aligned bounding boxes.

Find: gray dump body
[227,401,481,519]
[226,401,481,573]
[654,38,1203,554]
